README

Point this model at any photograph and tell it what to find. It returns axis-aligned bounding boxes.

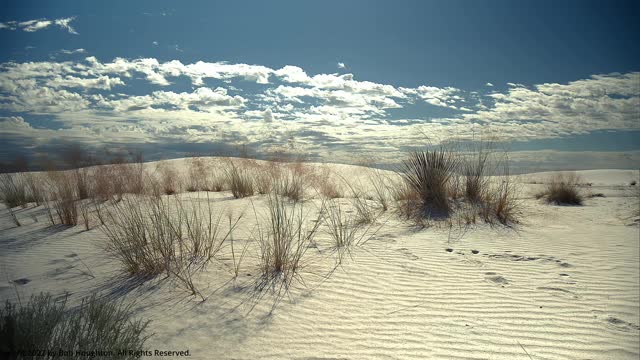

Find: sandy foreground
[1,159,639,360]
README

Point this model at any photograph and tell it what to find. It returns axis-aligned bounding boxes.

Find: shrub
[401,149,458,217]
[542,172,583,205]
[0,293,149,359]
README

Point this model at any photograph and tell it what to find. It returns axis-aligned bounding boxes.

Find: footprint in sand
[537,286,580,299]
[484,272,509,286]
[10,278,30,285]
[486,252,573,268]
[395,248,419,260]
[605,316,640,332]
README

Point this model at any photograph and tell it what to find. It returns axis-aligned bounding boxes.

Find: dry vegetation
[226,160,254,199]
[0,293,149,358]
[101,194,241,299]
[396,143,521,226]
[536,172,584,205]
[253,194,324,289]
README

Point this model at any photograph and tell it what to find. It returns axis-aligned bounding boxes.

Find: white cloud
[337,62,346,69]
[486,82,494,87]
[0,17,77,34]
[59,48,86,55]
[46,75,125,90]
[401,85,461,109]
[21,19,52,32]
[54,17,78,34]
[263,107,274,122]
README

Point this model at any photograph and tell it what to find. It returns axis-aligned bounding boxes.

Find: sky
[0,0,639,171]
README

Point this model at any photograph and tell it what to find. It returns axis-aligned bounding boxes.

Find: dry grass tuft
[0,173,28,208]
[541,172,584,205]
[157,161,179,195]
[315,168,342,199]
[102,194,239,298]
[226,160,254,199]
[48,172,78,225]
[0,292,149,358]
[254,194,324,288]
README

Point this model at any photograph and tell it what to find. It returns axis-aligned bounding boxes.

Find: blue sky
[1,0,639,170]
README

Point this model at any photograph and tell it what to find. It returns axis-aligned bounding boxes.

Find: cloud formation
[0,17,78,34]
[0,55,638,166]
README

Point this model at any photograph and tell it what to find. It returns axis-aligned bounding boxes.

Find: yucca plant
[401,149,459,216]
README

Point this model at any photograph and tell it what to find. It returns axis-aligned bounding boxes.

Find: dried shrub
[542,172,584,205]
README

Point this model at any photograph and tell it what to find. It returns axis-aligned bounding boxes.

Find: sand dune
[1,160,638,359]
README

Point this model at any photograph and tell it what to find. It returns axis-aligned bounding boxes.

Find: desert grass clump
[541,172,584,205]
[254,194,323,288]
[0,293,149,359]
[482,162,521,225]
[0,173,28,208]
[401,148,459,217]
[369,169,392,211]
[187,157,209,192]
[209,171,227,192]
[226,161,254,198]
[73,168,91,200]
[157,161,179,195]
[102,195,239,298]
[255,163,279,195]
[24,173,44,206]
[48,172,78,226]
[323,201,360,249]
[461,141,493,203]
[277,169,305,202]
[308,165,342,199]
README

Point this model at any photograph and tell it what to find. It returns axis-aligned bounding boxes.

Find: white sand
[1,160,638,359]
